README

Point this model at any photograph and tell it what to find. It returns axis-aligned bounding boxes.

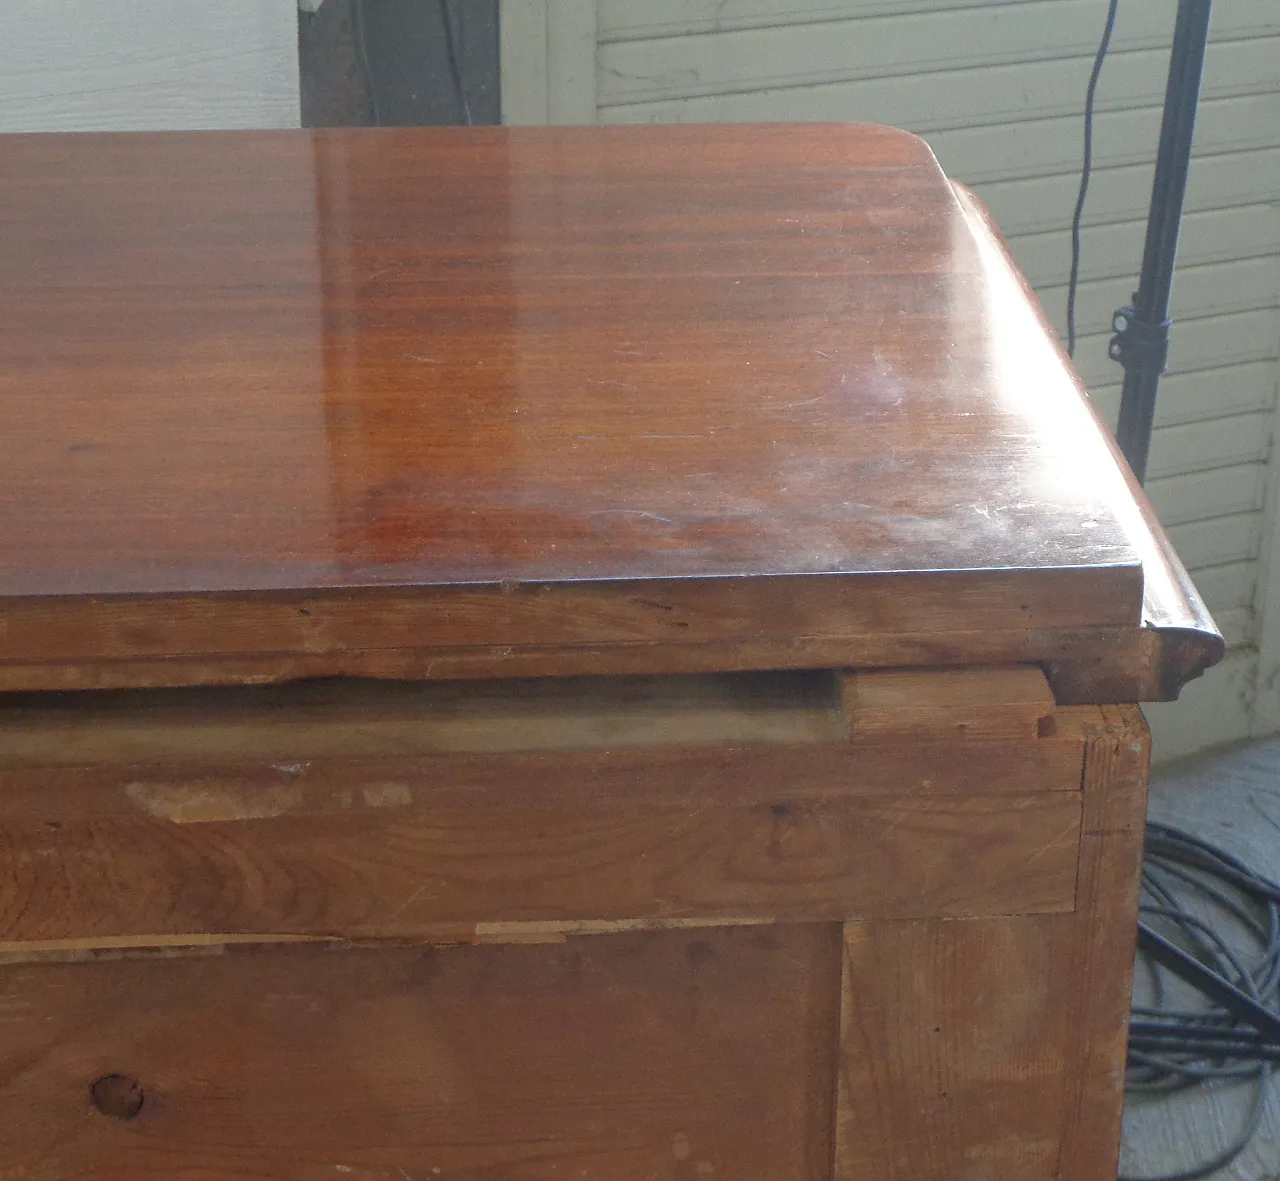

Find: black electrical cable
[1067,0,1119,358]
[352,0,382,127]
[1121,821,1280,1181]
[439,0,473,126]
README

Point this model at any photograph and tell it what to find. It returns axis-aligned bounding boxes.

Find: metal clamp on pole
[1109,303,1172,377]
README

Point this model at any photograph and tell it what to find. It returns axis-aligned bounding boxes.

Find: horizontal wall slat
[601,0,1050,42]
[974,147,1280,239]
[1037,258,1280,357]
[1190,562,1258,614]
[1145,414,1273,482]
[1166,512,1265,572]
[924,93,1280,187]
[1011,207,1280,297]
[1089,361,1278,431]
[602,36,1278,128]
[1146,464,1268,529]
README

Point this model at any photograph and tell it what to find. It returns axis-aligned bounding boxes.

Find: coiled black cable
[1122,821,1280,1181]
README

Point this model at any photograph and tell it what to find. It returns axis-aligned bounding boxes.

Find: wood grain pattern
[832,704,1150,1181]
[1058,705,1151,1181]
[0,791,1079,943]
[842,665,1055,740]
[0,669,1085,942]
[0,925,843,1180]
[837,913,1072,1181]
[0,667,1086,783]
[950,182,1224,700]
[0,123,1217,698]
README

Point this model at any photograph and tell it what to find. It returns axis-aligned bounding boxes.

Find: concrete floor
[1120,735,1280,1181]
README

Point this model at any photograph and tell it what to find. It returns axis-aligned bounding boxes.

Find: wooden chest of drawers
[0,123,1220,1180]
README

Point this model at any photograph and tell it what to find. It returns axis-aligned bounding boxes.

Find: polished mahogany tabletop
[0,125,1219,697]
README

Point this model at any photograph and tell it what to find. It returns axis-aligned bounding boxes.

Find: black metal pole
[1112,0,1212,483]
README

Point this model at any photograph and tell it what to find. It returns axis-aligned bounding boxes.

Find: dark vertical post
[1111,0,1213,483]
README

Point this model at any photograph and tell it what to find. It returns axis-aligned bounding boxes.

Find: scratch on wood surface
[385,883,435,923]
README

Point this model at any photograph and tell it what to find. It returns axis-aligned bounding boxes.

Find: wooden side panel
[0,925,842,1181]
[833,705,1150,1181]
[1058,705,1151,1181]
[835,913,1072,1181]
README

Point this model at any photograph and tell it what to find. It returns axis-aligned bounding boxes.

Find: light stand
[1110,0,1212,484]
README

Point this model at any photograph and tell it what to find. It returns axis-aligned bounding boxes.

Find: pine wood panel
[837,913,1073,1181]
[842,665,1055,741]
[0,790,1080,943]
[1058,706,1151,1181]
[0,925,843,1180]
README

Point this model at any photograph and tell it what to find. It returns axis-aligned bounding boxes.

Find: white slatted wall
[0,0,300,132]
[502,0,1280,758]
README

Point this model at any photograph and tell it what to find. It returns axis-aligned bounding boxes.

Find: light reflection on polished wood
[0,126,1220,697]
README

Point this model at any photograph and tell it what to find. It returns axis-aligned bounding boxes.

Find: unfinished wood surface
[0,736,1089,813]
[0,666,1087,943]
[836,913,1073,1181]
[0,670,849,765]
[0,667,1088,788]
[832,705,1150,1181]
[842,665,1055,740]
[0,925,842,1179]
[0,124,1222,699]
[1058,705,1151,1181]
[0,788,1079,943]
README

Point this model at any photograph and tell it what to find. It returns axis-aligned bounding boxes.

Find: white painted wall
[502,0,1280,762]
[0,0,300,131]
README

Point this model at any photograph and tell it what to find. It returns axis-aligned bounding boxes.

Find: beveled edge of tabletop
[950,182,1223,703]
